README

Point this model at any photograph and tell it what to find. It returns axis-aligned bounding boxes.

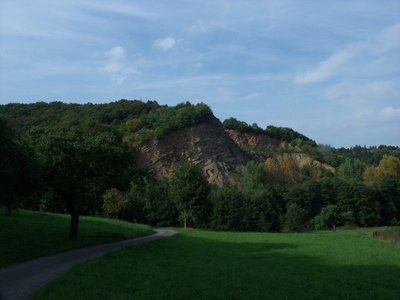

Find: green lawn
[31,228,400,300]
[0,209,153,267]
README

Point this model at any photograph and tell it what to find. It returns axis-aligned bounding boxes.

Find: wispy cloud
[372,22,400,53]
[153,37,176,51]
[99,46,138,85]
[294,23,400,85]
[379,107,400,122]
[294,43,365,85]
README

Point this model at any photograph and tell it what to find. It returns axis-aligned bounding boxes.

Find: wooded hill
[1,100,399,237]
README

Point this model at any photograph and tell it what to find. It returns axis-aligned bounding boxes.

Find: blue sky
[1,0,399,148]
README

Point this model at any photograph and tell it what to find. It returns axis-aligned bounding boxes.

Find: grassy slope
[31,228,400,300]
[0,209,153,267]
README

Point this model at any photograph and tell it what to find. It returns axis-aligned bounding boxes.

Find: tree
[0,119,19,213]
[26,124,134,240]
[0,119,36,213]
[365,155,400,181]
[312,205,341,232]
[375,176,400,226]
[170,163,210,228]
[102,188,129,219]
[210,185,244,231]
[336,158,366,180]
[265,154,301,184]
[241,161,267,190]
[242,187,281,232]
[284,202,307,232]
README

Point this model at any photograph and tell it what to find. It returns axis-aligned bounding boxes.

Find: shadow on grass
[31,230,400,300]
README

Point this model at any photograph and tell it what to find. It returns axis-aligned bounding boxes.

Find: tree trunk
[69,210,80,240]
[62,190,80,241]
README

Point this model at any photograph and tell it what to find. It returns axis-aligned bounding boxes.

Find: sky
[0,0,399,148]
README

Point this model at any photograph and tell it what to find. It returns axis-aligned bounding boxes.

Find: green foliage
[242,187,281,232]
[312,205,342,231]
[123,101,214,144]
[24,123,134,239]
[284,202,308,232]
[102,189,129,219]
[0,119,20,212]
[325,145,400,167]
[0,100,214,145]
[127,173,178,227]
[335,158,366,180]
[266,125,317,147]
[170,163,211,228]
[0,119,36,212]
[336,179,379,227]
[241,161,267,189]
[375,176,400,226]
[210,185,244,231]
[222,117,263,133]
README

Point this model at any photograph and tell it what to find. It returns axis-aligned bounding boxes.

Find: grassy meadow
[0,209,153,267]
[31,228,400,300]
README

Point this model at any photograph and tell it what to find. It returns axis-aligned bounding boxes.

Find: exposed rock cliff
[225,129,335,173]
[132,117,248,186]
[291,153,335,173]
[132,118,334,186]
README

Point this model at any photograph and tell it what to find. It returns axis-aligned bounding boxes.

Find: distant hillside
[1,99,398,183]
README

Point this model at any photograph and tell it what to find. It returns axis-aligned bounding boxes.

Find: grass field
[31,228,400,300]
[0,209,153,267]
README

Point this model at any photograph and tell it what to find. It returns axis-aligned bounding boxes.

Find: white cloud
[294,43,364,85]
[372,22,400,53]
[99,46,138,85]
[294,23,400,85]
[153,37,176,51]
[380,107,400,121]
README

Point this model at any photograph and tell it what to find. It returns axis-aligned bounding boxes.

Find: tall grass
[371,227,400,246]
[0,209,153,267]
[31,228,400,300]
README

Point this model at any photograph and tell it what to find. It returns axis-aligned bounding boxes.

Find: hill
[0,99,333,185]
[1,99,400,232]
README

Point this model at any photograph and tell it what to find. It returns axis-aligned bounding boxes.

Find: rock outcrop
[291,153,335,173]
[132,117,248,186]
[132,118,335,185]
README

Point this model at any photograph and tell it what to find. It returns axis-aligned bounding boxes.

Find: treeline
[1,100,400,238]
[0,100,213,145]
[223,117,316,146]
[117,154,400,232]
[0,100,213,239]
[222,117,400,166]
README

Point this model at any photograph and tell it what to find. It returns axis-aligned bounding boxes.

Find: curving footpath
[0,229,177,300]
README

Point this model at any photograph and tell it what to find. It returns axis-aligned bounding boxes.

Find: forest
[1,100,399,239]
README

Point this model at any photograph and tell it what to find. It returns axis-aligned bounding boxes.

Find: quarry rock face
[132,117,248,186]
[291,153,335,173]
[133,118,334,185]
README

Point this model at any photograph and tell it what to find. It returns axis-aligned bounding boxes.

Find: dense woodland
[1,100,399,239]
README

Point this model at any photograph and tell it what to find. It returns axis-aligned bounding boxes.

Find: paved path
[0,229,177,300]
